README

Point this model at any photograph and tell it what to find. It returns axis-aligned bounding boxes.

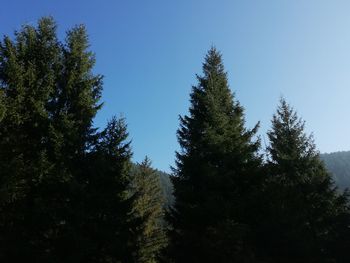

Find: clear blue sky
[2,0,350,171]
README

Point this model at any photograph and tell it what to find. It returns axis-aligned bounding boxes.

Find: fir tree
[131,157,167,263]
[0,17,65,261]
[0,89,5,121]
[168,48,261,263]
[259,98,350,263]
[0,17,103,262]
[82,116,134,262]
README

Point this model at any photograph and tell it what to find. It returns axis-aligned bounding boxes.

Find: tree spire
[168,48,261,262]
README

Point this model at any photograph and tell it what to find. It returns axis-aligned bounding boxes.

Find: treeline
[321,151,350,190]
[0,18,349,263]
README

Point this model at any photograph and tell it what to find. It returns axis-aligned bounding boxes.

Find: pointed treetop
[202,46,225,76]
[268,97,317,165]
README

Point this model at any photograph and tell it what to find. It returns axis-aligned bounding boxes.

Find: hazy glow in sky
[2,0,350,171]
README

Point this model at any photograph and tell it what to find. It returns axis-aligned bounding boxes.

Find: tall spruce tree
[259,98,350,263]
[168,48,261,263]
[131,157,167,263]
[0,89,5,121]
[0,17,136,262]
[82,116,134,262]
[0,18,68,261]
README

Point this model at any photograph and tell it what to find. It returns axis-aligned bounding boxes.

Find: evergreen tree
[259,98,350,263]
[131,157,167,263]
[0,17,65,261]
[0,17,106,262]
[168,48,261,263]
[82,116,134,262]
[0,89,5,121]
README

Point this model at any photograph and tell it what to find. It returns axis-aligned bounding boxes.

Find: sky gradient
[2,0,350,171]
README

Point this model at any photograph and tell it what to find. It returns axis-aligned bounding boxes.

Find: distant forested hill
[321,151,350,190]
[154,168,174,206]
[132,164,174,206]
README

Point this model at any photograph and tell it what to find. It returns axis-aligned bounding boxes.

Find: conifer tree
[0,90,5,121]
[0,18,64,261]
[260,98,350,263]
[82,116,134,262]
[131,157,167,263]
[0,17,105,262]
[168,48,261,263]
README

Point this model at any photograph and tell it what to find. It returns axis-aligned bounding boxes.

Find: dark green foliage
[0,18,79,261]
[0,89,5,121]
[258,98,350,263]
[131,157,167,263]
[154,169,174,208]
[1,17,350,263]
[0,18,132,262]
[82,117,134,262]
[168,48,262,263]
[131,164,174,209]
[321,151,350,190]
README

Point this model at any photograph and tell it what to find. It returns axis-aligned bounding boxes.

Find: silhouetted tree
[81,117,134,262]
[0,17,139,262]
[258,98,350,263]
[168,48,262,263]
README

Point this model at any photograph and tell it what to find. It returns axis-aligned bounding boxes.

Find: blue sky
[2,0,350,171]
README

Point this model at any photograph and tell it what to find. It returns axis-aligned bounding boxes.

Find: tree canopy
[168,47,262,263]
[0,17,349,263]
